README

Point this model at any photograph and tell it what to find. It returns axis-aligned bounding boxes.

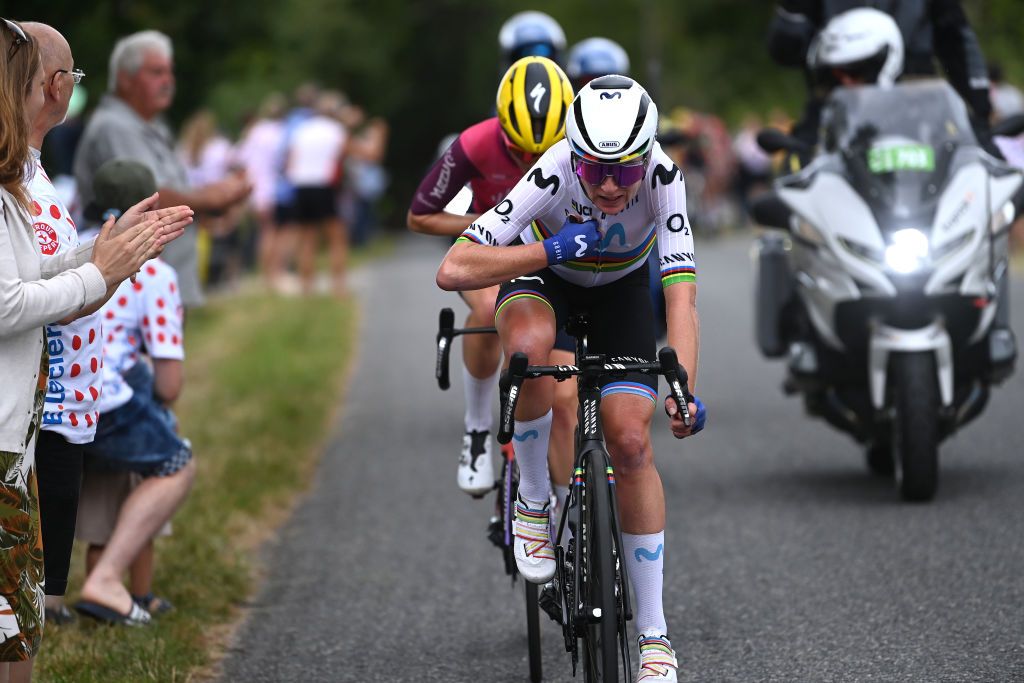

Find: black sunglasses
[2,18,28,62]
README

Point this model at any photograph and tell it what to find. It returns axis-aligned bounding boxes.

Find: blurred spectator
[234,92,287,284]
[732,113,773,220]
[270,82,318,293]
[989,62,1024,123]
[339,105,389,247]
[177,109,245,290]
[285,90,349,296]
[74,30,249,310]
[74,159,196,627]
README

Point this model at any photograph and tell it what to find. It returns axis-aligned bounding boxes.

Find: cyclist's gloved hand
[542,218,600,265]
[665,393,706,439]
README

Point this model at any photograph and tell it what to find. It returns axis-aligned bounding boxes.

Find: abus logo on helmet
[598,141,618,149]
[599,92,622,100]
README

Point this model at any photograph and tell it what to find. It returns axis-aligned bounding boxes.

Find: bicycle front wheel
[580,459,619,681]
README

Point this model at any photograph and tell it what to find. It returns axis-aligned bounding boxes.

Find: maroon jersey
[410,118,522,215]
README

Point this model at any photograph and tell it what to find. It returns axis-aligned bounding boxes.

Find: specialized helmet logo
[599,92,622,100]
[530,82,547,113]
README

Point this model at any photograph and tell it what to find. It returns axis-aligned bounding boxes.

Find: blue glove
[542,218,600,265]
[690,395,706,434]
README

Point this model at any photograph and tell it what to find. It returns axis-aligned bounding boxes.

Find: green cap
[91,158,157,218]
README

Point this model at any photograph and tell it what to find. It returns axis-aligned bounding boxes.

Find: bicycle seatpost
[436,308,456,390]
[658,347,693,427]
[497,352,529,445]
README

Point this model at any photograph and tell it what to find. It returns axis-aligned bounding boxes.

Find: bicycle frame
[499,313,692,681]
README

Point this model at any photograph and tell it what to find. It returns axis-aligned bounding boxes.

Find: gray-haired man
[74,30,249,308]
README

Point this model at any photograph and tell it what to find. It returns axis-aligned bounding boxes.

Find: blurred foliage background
[10,0,1023,223]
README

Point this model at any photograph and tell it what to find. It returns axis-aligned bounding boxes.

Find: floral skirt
[0,350,46,661]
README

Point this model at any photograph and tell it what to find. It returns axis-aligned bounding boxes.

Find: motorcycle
[752,80,1024,502]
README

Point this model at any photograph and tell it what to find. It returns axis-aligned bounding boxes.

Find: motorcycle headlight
[792,217,826,246]
[990,201,1016,235]
[884,229,930,273]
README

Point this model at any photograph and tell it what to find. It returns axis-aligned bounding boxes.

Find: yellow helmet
[496,56,573,157]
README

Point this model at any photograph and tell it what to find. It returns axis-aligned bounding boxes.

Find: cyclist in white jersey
[437,75,706,683]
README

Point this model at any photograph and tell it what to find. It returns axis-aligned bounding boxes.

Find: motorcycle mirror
[750,192,792,231]
[757,127,813,156]
[993,113,1024,138]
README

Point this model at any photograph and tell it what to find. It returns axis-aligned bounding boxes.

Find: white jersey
[97,259,185,413]
[28,154,104,443]
[285,115,347,187]
[459,139,696,288]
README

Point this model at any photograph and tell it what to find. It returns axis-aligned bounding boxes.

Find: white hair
[108,30,173,92]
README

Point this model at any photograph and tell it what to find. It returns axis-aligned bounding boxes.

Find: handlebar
[435,307,498,390]
[497,347,695,444]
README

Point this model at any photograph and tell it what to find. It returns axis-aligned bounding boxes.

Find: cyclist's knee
[606,424,653,474]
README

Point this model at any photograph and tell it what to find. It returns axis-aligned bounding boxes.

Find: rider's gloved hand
[665,393,706,439]
[542,218,600,265]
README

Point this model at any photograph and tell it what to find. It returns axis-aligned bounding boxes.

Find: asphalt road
[219,233,1024,682]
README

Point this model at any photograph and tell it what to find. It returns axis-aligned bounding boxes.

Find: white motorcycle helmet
[498,11,567,65]
[565,75,658,162]
[566,37,631,88]
[809,7,905,88]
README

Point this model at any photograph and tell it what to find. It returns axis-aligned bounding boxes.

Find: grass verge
[36,287,357,682]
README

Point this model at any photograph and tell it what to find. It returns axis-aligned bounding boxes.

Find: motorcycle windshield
[822,80,977,231]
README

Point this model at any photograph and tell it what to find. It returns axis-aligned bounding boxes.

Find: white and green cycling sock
[623,531,668,636]
[463,365,499,433]
[513,410,553,505]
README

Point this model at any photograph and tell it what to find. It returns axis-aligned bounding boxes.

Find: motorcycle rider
[761,8,906,373]
[767,0,992,155]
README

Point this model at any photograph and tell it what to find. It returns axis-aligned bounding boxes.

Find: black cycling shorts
[35,430,84,596]
[495,265,658,401]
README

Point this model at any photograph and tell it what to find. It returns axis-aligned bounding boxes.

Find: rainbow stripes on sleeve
[661,265,696,287]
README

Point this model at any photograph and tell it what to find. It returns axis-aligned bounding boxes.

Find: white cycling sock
[623,531,668,636]
[463,365,499,433]
[514,410,553,504]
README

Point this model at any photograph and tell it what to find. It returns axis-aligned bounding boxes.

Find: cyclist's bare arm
[406,209,481,237]
[436,239,547,291]
[664,281,700,437]
[664,282,699,392]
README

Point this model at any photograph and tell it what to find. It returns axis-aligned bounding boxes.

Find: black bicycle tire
[581,457,620,681]
[525,580,543,682]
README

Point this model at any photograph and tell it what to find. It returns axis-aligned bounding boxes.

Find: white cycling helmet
[566,37,630,87]
[565,75,658,162]
[809,7,904,88]
[498,11,567,65]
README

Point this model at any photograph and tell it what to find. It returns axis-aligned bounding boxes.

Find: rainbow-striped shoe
[513,495,555,583]
[636,632,678,682]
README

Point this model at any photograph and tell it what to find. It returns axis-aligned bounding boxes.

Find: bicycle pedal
[486,517,504,549]
[538,581,563,625]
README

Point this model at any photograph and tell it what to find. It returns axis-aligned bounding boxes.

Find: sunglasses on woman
[574,155,648,187]
[3,18,29,62]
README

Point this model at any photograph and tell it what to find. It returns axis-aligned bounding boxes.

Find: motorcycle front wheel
[892,352,939,502]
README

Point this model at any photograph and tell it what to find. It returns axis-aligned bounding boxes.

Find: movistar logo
[602,223,626,247]
[650,163,682,189]
[528,168,560,196]
[599,92,622,100]
[634,544,664,562]
[514,430,539,442]
[530,82,546,113]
